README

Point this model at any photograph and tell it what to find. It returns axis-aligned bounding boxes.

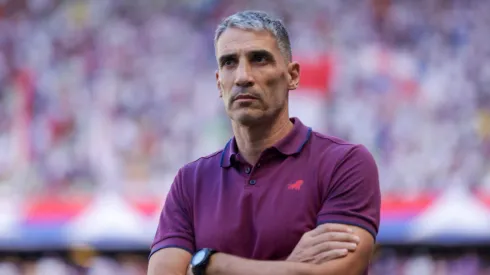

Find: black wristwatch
[191,248,217,275]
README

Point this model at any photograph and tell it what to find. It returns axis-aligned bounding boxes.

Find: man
[148,10,381,275]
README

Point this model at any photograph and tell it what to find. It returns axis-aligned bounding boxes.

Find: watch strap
[192,248,217,275]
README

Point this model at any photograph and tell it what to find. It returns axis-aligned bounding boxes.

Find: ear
[216,70,222,98]
[287,61,300,90]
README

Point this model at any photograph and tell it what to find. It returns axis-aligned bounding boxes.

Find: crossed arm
[149,145,380,275]
[147,224,375,275]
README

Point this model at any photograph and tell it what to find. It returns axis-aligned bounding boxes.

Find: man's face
[215,28,299,125]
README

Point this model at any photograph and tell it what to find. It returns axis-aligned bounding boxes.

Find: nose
[234,61,254,88]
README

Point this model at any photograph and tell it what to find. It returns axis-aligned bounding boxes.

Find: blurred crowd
[370,252,490,275]
[1,1,490,273]
[0,0,489,198]
[0,254,148,275]
[0,252,489,275]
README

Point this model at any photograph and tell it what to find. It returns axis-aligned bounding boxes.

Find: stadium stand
[0,0,489,273]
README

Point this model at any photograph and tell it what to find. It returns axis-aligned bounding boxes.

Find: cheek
[272,80,290,108]
[264,72,288,97]
[222,95,231,107]
[218,79,229,95]
[264,70,288,88]
[220,90,232,108]
[219,75,234,93]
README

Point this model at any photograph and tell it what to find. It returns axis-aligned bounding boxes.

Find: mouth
[234,95,259,102]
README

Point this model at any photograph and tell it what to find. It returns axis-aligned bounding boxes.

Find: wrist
[204,252,225,275]
[191,248,217,275]
[306,264,321,275]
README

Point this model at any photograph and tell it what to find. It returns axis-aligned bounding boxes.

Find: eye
[222,59,237,67]
[251,54,268,64]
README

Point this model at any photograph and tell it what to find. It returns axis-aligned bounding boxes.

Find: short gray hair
[214,10,292,62]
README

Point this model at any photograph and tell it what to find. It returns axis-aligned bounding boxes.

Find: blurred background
[0,0,489,274]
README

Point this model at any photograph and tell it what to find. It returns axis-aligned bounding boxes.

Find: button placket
[244,159,264,187]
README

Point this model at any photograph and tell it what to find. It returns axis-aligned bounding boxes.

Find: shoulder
[309,131,374,160]
[176,148,225,179]
[166,149,225,207]
[311,131,380,209]
[308,130,377,173]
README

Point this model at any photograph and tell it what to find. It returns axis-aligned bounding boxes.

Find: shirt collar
[220,117,312,168]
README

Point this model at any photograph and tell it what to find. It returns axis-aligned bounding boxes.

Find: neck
[232,110,293,165]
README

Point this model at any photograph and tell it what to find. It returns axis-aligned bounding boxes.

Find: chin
[230,109,266,126]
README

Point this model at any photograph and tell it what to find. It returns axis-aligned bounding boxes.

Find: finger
[310,232,360,246]
[310,241,357,255]
[311,249,348,264]
[308,224,353,237]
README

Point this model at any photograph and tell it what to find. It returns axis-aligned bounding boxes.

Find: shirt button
[249,179,256,185]
[245,167,251,174]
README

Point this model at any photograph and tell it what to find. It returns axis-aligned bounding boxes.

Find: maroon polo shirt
[151,117,380,269]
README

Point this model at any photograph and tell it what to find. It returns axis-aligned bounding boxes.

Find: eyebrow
[218,50,276,66]
[218,53,237,66]
[249,49,274,57]
[249,50,275,62]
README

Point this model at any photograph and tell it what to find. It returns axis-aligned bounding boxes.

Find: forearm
[206,253,315,275]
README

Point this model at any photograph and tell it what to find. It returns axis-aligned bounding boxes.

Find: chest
[192,165,324,260]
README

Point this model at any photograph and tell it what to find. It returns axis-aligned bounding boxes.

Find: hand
[286,224,360,264]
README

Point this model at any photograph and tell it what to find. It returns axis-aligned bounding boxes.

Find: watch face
[192,250,207,266]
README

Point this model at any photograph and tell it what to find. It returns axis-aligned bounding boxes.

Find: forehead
[215,28,281,57]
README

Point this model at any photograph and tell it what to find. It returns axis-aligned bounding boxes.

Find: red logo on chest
[288,180,304,190]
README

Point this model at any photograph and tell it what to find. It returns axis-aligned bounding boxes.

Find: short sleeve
[317,145,381,240]
[150,168,195,257]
